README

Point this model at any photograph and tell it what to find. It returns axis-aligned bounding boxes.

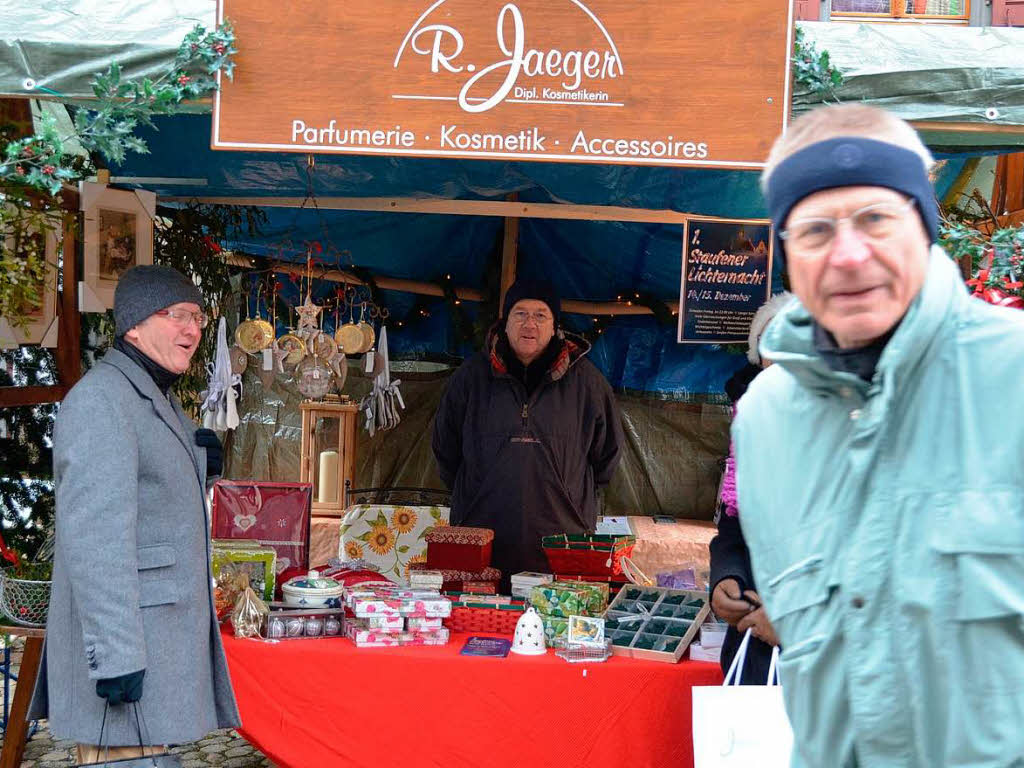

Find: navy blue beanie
[502,278,561,323]
[765,137,939,261]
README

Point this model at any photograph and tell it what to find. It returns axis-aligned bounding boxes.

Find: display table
[222,629,722,768]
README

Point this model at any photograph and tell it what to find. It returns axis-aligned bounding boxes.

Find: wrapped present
[346,620,450,647]
[211,481,312,590]
[409,569,444,590]
[407,617,444,632]
[408,563,501,592]
[553,573,629,599]
[365,615,405,631]
[346,587,452,618]
[511,571,554,601]
[212,540,277,603]
[529,580,609,618]
[425,526,494,571]
[539,613,570,649]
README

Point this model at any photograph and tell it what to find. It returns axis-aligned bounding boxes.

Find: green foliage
[0,21,237,195]
[0,190,62,330]
[941,221,1024,305]
[793,27,844,100]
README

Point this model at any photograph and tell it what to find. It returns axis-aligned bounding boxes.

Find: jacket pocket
[766,555,832,621]
[137,543,176,570]
[138,578,179,608]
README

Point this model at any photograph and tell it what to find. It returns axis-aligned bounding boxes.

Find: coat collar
[760,246,967,399]
[487,325,591,383]
[100,348,203,482]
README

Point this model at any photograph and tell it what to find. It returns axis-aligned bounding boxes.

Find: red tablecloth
[222,629,723,768]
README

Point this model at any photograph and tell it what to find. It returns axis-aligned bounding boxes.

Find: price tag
[262,348,273,370]
[364,353,375,374]
[312,369,320,380]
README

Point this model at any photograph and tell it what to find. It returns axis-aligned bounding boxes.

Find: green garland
[793,27,844,100]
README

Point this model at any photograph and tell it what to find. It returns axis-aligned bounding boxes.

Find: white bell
[510,606,547,656]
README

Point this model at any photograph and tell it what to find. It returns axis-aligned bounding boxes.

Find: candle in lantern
[317,450,340,504]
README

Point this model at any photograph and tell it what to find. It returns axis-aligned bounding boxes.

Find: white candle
[317,450,340,504]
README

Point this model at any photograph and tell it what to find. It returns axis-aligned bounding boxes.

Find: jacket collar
[100,348,203,482]
[487,325,591,383]
[760,246,968,399]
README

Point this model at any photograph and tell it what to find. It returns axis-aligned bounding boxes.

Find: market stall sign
[677,218,774,344]
[212,0,793,168]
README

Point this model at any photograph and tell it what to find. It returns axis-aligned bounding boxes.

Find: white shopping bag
[692,628,794,768]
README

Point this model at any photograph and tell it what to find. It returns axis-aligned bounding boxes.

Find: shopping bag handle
[722,627,753,686]
[767,644,781,687]
[93,700,160,766]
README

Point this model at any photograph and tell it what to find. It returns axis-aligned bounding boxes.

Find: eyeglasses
[779,199,916,258]
[154,308,209,329]
[508,310,553,326]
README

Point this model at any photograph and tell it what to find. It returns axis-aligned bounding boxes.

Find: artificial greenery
[0,22,236,196]
[941,192,1024,308]
[793,26,844,100]
[0,189,62,330]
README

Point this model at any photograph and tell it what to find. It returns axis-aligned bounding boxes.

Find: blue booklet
[460,636,512,657]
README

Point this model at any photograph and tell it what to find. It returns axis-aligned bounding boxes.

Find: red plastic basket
[542,534,636,577]
[443,605,525,635]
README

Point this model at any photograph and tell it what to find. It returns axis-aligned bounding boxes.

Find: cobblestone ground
[0,638,275,768]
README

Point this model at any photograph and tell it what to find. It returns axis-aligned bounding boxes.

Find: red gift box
[408,563,501,593]
[425,526,494,571]
[212,481,312,592]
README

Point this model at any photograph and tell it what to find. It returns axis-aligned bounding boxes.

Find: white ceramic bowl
[281,573,346,607]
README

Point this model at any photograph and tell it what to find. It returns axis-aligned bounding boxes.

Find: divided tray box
[603,585,710,663]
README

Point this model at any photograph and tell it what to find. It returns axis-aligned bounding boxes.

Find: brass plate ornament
[336,323,365,355]
[357,321,375,355]
[309,331,338,360]
[276,333,306,367]
[235,319,272,353]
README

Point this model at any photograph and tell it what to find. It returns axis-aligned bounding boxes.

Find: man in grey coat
[30,265,240,762]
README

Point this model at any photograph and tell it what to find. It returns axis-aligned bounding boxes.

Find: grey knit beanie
[114,265,204,336]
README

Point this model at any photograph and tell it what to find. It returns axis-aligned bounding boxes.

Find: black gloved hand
[195,428,223,477]
[96,669,145,705]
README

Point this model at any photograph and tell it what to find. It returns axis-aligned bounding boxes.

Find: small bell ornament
[510,606,547,656]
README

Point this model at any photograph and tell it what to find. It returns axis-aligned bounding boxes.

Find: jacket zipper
[521,403,528,428]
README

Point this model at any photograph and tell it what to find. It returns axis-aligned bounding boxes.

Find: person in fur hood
[432,279,624,583]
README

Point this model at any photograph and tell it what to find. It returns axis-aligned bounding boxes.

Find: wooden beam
[0,385,67,408]
[941,157,980,207]
[0,635,43,768]
[164,195,693,224]
[912,121,1024,136]
[55,188,81,391]
[499,194,519,310]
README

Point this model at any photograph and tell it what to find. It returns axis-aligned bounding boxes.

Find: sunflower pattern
[339,504,450,581]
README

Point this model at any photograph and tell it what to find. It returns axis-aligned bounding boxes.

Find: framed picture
[1,207,60,347]
[81,182,156,310]
[567,615,606,649]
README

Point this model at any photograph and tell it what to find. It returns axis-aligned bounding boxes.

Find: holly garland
[1,22,238,196]
[942,221,1024,310]
[793,27,844,101]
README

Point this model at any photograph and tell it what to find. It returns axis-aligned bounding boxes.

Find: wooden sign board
[213,0,793,168]
[677,217,774,344]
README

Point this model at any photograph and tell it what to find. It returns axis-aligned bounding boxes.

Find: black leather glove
[96,669,145,705]
[195,428,223,477]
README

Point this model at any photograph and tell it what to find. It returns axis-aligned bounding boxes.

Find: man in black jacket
[432,279,624,583]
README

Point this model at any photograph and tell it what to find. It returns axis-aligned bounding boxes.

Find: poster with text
[677,218,773,344]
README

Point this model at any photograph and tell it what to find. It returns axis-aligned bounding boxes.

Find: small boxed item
[462,581,497,595]
[212,540,277,603]
[365,615,405,631]
[700,621,727,649]
[346,587,452,619]
[425,526,494,571]
[407,616,444,632]
[529,580,609,618]
[346,619,450,647]
[689,642,722,663]
[541,533,635,577]
[604,585,710,663]
[409,569,444,590]
[262,606,344,640]
[552,573,629,599]
[539,614,569,649]
[408,563,501,592]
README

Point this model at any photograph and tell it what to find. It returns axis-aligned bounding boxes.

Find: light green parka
[733,247,1024,768]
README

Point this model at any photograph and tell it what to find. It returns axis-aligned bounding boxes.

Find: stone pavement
[0,638,275,768]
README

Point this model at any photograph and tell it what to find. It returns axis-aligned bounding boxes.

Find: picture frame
[0,207,60,347]
[567,614,606,649]
[80,181,156,310]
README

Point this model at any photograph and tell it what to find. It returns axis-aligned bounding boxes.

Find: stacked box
[344,586,453,619]
[409,569,444,590]
[407,617,444,632]
[540,614,570,649]
[511,571,553,601]
[345,619,450,647]
[425,526,494,571]
[408,563,502,593]
[212,539,277,603]
[529,580,609,618]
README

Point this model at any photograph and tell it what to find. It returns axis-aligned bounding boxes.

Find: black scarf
[115,336,181,396]
[812,322,895,384]
[498,331,564,397]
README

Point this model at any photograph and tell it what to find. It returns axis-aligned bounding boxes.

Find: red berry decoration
[213,43,226,55]
[42,164,55,175]
[177,75,191,85]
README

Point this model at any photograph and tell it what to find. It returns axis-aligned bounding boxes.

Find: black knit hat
[502,279,561,323]
[114,265,204,336]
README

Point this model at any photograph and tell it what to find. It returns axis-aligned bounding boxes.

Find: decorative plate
[309,331,338,360]
[297,357,333,399]
[276,333,307,368]
[235,320,272,354]
[357,322,375,354]
[336,323,365,355]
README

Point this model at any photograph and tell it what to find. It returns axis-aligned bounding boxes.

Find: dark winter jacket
[432,328,623,581]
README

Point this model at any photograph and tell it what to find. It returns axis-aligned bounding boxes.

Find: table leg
[0,636,42,768]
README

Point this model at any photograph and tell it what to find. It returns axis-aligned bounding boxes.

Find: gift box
[409,569,444,590]
[346,620,450,647]
[539,613,570,649]
[462,581,496,595]
[262,607,344,640]
[211,481,312,590]
[365,615,405,631]
[408,563,501,593]
[407,617,444,632]
[212,540,277,603]
[541,533,635,577]
[346,587,452,619]
[425,526,494,571]
[529,580,609,618]
[552,573,629,599]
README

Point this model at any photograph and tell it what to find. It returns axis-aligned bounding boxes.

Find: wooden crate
[602,585,710,663]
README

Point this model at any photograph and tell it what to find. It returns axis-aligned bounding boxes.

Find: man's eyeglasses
[508,310,553,326]
[154,308,209,329]
[779,198,916,258]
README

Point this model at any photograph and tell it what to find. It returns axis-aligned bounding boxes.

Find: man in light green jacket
[733,103,1024,767]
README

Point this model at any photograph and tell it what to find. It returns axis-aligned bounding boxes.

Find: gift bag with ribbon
[691,628,793,768]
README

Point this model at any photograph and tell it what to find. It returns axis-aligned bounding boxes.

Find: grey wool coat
[29,348,240,745]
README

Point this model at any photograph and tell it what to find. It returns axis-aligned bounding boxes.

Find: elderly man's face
[784,185,930,349]
[125,302,203,374]
[505,299,555,365]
